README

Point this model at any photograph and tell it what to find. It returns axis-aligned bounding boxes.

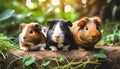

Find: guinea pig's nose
[55,36,60,38]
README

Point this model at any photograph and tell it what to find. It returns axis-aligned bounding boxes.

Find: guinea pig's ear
[47,20,56,27]
[47,21,51,27]
[93,16,103,26]
[65,20,72,27]
[34,24,41,31]
[77,17,88,28]
[19,23,26,30]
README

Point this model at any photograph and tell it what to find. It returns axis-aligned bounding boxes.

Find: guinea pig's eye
[97,26,99,30]
[29,30,33,34]
[78,28,81,31]
[61,28,65,31]
[85,27,88,30]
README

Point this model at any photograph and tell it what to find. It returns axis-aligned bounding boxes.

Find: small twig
[0,51,6,59]
[54,60,101,69]
[7,57,21,69]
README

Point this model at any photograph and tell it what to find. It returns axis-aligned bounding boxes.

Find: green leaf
[93,50,107,59]
[0,9,15,21]
[23,56,36,66]
[59,56,66,62]
[22,55,28,63]
[41,61,51,67]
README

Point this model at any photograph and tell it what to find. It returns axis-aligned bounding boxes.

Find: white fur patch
[38,43,46,50]
[50,46,58,51]
[30,43,46,50]
[89,18,96,28]
[21,25,29,42]
[52,22,64,42]
[41,27,48,37]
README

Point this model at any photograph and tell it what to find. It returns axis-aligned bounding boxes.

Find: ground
[1,46,120,69]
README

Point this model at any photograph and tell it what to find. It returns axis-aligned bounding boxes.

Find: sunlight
[81,0,87,8]
[26,0,34,8]
[55,8,60,13]
[51,0,60,6]
[64,5,72,12]
[81,0,87,4]
[39,0,46,2]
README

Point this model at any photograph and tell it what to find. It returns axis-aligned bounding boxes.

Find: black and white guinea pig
[19,22,46,51]
[46,19,77,51]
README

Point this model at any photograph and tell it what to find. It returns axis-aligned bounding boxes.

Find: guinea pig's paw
[62,45,69,52]
[78,47,85,51]
[20,46,29,51]
[39,47,45,51]
[23,48,29,52]
[50,46,58,52]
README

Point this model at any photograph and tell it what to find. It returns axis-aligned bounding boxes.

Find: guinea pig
[41,26,48,37]
[46,19,77,51]
[70,16,102,50]
[19,22,46,51]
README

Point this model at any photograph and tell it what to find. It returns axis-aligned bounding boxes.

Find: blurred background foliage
[0,0,120,46]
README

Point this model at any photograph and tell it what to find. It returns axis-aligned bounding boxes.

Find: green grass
[0,33,20,58]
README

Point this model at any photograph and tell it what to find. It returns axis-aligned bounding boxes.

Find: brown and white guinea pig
[19,22,46,51]
[46,19,77,51]
[70,16,102,50]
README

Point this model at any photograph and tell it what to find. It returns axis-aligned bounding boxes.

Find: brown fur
[70,16,102,50]
[19,22,46,51]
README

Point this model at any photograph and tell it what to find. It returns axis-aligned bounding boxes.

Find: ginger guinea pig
[19,22,46,51]
[46,19,77,51]
[70,16,102,50]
